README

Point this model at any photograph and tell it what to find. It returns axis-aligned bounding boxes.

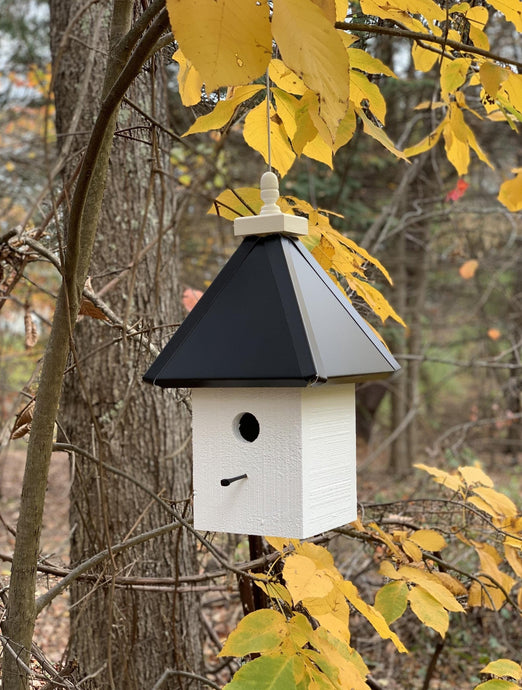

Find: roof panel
[143,234,400,387]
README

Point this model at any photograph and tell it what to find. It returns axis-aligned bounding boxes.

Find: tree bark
[50,1,203,687]
[2,2,203,688]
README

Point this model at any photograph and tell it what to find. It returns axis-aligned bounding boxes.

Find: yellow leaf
[310,0,337,22]
[415,463,463,491]
[392,564,465,612]
[310,627,371,689]
[471,487,518,518]
[273,88,300,139]
[243,100,296,177]
[184,84,264,136]
[269,59,307,96]
[498,168,522,211]
[505,545,522,577]
[402,539,423,562]
[357,109,408,161]
[411,42,439,72]
[409,529,448,552]
[458,465,494,487]
[350,71,387,124]
[480,62,508,99]
[504,72,522,113]
[487,0,522,30]
[348,48,397,78]
[292,93,321,156]
[302,132,333,168]
[303,586,351,645]
[371,526,404,560]
[443,123,470,176]
[287,612,316,648]
[167,0,271,92]
[272,0,350,139]
[339,580,407,652]
[374,581,409,624]
[468,578,507,610]
[335,0,349,20]
[255,580,294,606]
[295,542,341,575]
[360,0,439,30]
[283,554,336,603]
[347,275,406,326]
[333,103,357,151]
[459,259,479,279]
[467,6,490,49]
[4,160,16,172]
[218,609,288,657]
[481,679,521,690]
[404,120,444,157]
[480,659,522,681]
[208,186,262,219]
[440,57,471,102]
[173,49,203,106]
[265,536,300,552]
[472,543,516,607]
[467,4,490,29]
[408,586,449,637]
[435,571,467,596]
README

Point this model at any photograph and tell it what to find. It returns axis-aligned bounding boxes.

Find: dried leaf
[24,306,38,349]
[11,400,35,439]
[78,297,109,321]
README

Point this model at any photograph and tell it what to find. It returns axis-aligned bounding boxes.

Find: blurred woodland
[0,0,521,689]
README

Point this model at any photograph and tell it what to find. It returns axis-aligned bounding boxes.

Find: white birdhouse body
[192,384,356,539]
[144,173,400,539]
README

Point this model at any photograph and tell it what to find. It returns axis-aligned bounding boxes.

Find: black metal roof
[143,234,400,388]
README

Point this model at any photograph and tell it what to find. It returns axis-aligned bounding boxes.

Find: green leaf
[219,609,288,657]
[374,581,409,624]
[224,654,301,689]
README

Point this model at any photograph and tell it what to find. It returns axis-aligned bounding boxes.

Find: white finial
[259,171,282,215]
[233,172,308,238]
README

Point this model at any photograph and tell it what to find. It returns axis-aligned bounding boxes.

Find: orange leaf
[459,259,479,279]
[488,328,501,341]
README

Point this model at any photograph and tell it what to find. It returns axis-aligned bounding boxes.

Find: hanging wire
[266,67,272,172]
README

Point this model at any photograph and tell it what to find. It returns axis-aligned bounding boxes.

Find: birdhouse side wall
[192,388,305,537]
[301,383,357,537]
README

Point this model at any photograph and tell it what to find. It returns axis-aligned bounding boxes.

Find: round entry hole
[236,412,260,443]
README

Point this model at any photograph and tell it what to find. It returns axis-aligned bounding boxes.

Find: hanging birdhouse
[143,172,399,539]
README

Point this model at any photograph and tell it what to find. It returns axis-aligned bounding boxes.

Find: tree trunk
[49,1,203,687]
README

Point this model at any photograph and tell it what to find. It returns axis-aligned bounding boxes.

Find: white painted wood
[191,384,356,538]
[234,171,308,237]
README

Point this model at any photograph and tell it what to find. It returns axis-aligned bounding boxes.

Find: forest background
[0,0,521,688]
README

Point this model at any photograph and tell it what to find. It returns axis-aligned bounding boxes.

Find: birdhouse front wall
[191,384,356,539]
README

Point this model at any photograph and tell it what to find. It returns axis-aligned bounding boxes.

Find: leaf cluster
[220,464,521,688]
